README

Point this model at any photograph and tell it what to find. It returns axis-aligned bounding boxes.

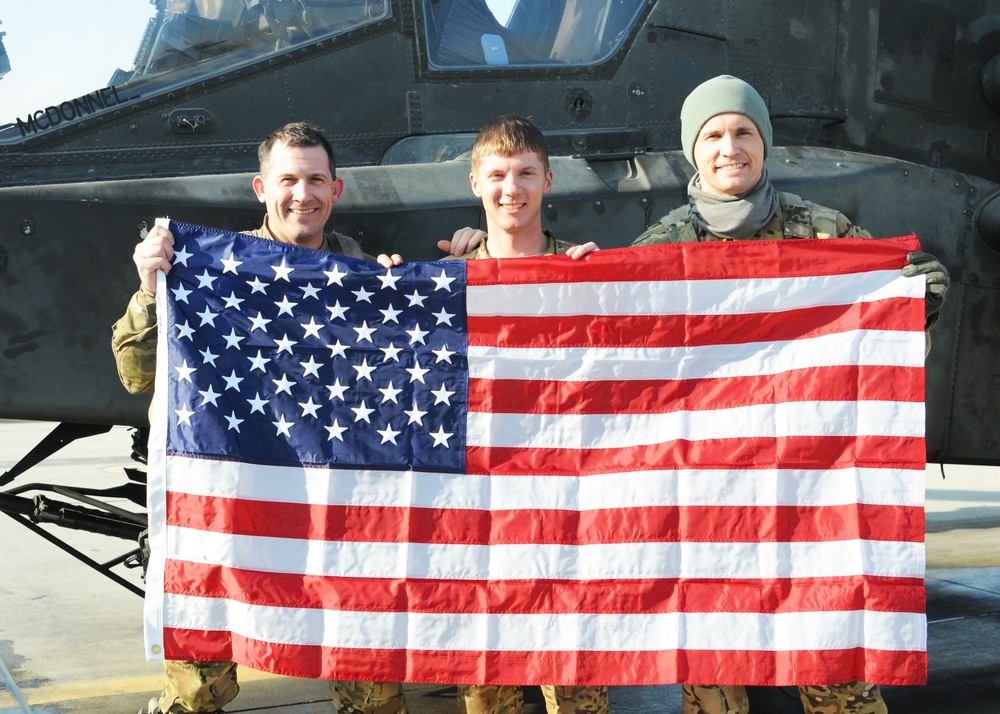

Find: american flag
[144,220,928,686]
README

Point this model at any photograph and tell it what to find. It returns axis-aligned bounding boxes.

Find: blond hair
[471,114,549,173]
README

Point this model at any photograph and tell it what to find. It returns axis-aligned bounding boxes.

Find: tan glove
[902,251,949,329]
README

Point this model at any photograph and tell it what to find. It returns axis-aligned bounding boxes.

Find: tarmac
[0,420,998,713]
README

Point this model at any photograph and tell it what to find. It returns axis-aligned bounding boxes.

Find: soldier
[441,115,606,714]
[380,114,606,714]
[442,77,948,714]
[613,74,946,714]
[112,121,409,714]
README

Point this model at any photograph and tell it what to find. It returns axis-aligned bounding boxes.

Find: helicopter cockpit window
[0,0,391,133]
[424,0,645,68]
[136,0,390,77]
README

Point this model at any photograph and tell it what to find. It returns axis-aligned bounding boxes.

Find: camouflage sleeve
[111,289,158,395]
[631,221,669,246]
[837,213,872,239]
[632,206,694,246]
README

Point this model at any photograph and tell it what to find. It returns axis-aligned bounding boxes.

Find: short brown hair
[471,114,549,173]
[258,121,337,177]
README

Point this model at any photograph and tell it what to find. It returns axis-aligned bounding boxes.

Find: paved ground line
[0,654,32,713]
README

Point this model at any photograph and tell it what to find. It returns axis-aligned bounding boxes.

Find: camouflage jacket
[631,191,941,350]
[446,230,576,261]
[632,191,872,245]
[110,222,365,396]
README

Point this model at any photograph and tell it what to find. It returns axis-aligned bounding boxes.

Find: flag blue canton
[162,221,468,472]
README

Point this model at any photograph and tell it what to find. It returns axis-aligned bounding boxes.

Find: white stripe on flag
[162,593,927,652]
[166,526,925,580]
[467,270,923,316]
[467,330,926,381]
[466,400,924,449]
[164,456,924,510]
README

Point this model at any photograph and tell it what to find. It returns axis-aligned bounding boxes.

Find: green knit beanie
[680,75,772,167]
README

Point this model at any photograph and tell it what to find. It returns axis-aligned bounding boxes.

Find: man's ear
[252,175,267,203]
[469,172,482,198]
[332,176,345,203]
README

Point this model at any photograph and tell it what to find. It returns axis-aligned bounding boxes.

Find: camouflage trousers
[156,660,239,713]
[156,659,407,713]
[682,682,887,714]
[457,684,609,714]
[330,680,409,714]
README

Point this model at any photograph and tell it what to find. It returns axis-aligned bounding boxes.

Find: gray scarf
[687,169,778,240]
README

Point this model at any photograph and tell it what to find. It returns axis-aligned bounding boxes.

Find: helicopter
[0,0,998,596]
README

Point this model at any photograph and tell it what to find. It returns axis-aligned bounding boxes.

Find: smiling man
[470,121,553,255]
[437,115,607,714]
[250,124,344,248]
[445,114,595,261]
[111,122,410,714]
[688,111,764,198]
[631,74,949,714]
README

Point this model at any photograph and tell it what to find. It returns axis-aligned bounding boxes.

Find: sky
[485,0,516,25]
[0,0,518,127]
[0,1,155,125]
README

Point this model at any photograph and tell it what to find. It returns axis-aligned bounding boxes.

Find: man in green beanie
[631,73,945,714]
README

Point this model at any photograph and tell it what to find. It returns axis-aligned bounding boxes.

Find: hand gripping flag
[144,220,929,687]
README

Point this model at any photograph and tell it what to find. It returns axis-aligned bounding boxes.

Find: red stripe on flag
[163,560,926,615]
[167,494,923,545]
[465,435,926,476]
[467,299,919,348]
[463,236,920,286]
[163,628,928,686]
[468,365,924,415]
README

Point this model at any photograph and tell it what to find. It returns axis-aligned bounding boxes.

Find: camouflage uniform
[456,684,610,714]
[631,191,871,246]
[112,221,407,714]
[447,231,578,262]
[331,680,409,714]
[680,682,887,714]
[158,661,239,713]
[634,195,888,714]
[680,683,748,714]
[448,232,611,714]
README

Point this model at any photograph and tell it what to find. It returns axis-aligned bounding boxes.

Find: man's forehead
[700,113,757,131]
[477,151,546,168]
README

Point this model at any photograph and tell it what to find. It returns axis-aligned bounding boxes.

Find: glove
[902,251,949,328]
